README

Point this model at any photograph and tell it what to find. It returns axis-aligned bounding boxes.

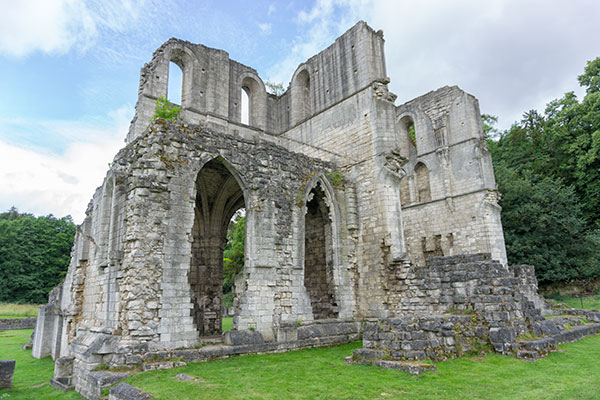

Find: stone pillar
[0,360,15,389]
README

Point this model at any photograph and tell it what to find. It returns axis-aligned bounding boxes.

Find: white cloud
[0,0,160,58]
[258,23,272,35]
[0,107,130,223]
[265,0,372,86]
[272,0,600,129]
[0,0,96,57]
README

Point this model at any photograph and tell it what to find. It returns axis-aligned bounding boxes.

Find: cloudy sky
[1,0,599,223]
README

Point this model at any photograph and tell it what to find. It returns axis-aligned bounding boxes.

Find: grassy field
[0,304,40,319]
[547,294,600,310]
[2,328,600,399]
[0,329,82,399]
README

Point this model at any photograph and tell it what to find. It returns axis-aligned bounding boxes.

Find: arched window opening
[400,116,417,153]
[414,162,431,203]
[168,61,183,105]
[190,158,245,336]
[304,184,337,320]
[241,86,250,125]
[296,70,311,120]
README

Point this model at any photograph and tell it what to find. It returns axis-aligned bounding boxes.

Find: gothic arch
[189,156,249,336]
[299,174,352,319]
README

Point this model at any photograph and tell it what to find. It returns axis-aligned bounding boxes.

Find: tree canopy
[0,208,76,303]
[487,56,600,283]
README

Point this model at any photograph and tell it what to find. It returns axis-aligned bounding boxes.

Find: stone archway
[189,157,245,336]
[304,183,338,320]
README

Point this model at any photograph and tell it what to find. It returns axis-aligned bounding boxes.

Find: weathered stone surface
[223,330,264,346]
[0,360,16,389]
[109,382,154,400]
[0,317,36,330]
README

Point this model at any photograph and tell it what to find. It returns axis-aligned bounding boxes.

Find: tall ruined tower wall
[395,86,506,265]
[33,21,511,398]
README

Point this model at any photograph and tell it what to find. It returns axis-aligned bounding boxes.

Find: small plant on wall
[151,96,181,121]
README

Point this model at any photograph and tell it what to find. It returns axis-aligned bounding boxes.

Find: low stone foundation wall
[63,319,361,399]
[0,317,36,330]
[358,315,486,362]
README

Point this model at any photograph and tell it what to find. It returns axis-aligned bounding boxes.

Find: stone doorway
[189,158,245,336]
[304,184,338,320]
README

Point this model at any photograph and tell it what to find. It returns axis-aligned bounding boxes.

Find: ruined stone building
[35,21,590,398]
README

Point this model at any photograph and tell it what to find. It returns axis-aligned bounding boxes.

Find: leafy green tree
[0,208,76,303]
[494,166,599,283]
[487,57,600,283]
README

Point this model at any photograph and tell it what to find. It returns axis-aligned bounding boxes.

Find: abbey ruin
[32,22,600,398]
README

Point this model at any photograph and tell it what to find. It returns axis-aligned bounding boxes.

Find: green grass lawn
[548,294,600,310]
[0,304,40,319]
[119,336,600,400]
[0,329,82,399]
[2,305,600,399]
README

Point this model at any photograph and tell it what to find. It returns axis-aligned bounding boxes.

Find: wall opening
[415,162,431,202]
[399,116,417,154]
[296,70,311,120]
[222,209,245,331]
[190,158,245,336]
[304,184,337,320]
[240,86,250,125]
[168,61,183,105]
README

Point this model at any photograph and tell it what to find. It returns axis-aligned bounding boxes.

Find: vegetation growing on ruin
[151,95,181,121]
[265,81,285,97]
[486,57,600,284]
[0,207,76,304]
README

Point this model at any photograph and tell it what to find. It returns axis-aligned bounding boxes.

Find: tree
[494,166,599,283]
[222,213,245,305]
[486,57,600,283]
[0,208,76,303]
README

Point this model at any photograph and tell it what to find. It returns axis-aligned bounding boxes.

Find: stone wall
[0,317,36,330]
[32,20,520,399]
[396,87,506,266]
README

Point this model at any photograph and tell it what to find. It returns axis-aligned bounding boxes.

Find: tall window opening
[304,183,337,320]
[296,70,311,120]
[400,116,417,153]
[168,61,183,105]
[190,158,245,336]
[241,86,250,125]
[415,162,431,203]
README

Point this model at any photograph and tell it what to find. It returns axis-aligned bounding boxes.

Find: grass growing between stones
[122,336,600,400]
[0,329,82,399]
[0,304,40,319]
